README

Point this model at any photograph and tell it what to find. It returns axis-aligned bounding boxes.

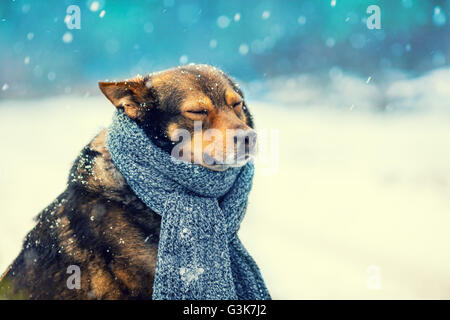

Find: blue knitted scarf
[106,111,270,300]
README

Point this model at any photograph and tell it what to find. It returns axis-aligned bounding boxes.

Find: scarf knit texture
[106,110,271,300]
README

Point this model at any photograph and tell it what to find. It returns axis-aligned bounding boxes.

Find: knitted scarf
[106,111,271,300]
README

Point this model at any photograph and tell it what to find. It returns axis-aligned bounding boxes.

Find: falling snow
[62,32,73,44]
[261,11,270,20]
[179,55,188,64]
[89,1,100,12]
[180,227,190,238]
[217,15,230,28]
[209,39,217,49]
[297,16,306,25]
[239,43,249,55]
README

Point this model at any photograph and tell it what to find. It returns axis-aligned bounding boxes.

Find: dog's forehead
[150,65,241,107]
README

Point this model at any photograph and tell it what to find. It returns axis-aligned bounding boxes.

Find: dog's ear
[98,76,154,119]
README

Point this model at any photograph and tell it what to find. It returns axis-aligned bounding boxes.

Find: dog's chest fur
[0,130,161,300]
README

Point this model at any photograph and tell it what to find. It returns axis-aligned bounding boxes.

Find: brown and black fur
[0,64,254,299]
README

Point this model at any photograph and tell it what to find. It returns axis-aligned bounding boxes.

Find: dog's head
[99,64,256,171]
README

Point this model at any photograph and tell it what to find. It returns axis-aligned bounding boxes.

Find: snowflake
[180,266,205,285]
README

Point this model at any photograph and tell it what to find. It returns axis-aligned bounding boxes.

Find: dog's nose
[233,129,257,158]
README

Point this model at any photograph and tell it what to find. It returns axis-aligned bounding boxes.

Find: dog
[0,64,256,299]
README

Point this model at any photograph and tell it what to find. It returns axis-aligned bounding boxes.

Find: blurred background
[1,0,450,98]
[1,0,450,299]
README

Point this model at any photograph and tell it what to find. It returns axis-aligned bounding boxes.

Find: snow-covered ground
[1,68,450,299]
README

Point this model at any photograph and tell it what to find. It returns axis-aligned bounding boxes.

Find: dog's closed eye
[187,109,208,115]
